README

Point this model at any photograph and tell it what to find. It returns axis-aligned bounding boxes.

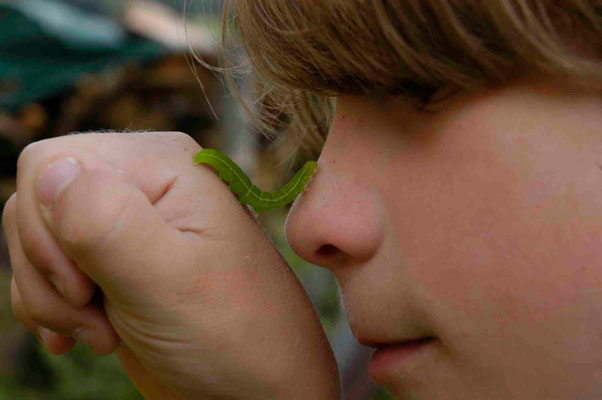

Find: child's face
[285,76,602,398]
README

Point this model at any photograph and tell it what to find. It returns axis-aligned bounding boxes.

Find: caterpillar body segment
[194,148,317,212]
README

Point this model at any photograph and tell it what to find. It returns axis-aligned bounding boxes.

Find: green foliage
[42,344,142,400]
[0,339,142,400]
[373,387,395,399]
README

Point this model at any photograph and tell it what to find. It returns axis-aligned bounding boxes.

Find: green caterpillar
[193,148,318,212]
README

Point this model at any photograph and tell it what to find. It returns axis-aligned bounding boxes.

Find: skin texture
[4,132,340,399]
[5,74,602,399]
[285,75,602,399]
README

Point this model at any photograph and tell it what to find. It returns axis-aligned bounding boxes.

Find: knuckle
[2,193,16,232]
[20,230,52,271]
[10,280,24,319]
[22,295,47,324]
[166,131,201,149]
[17,141,44,173]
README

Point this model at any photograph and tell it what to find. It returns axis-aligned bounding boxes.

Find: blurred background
[0,0,392,398]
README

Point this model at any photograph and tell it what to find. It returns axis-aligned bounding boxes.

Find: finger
[11,278,76,354]
[7,205,120,355]
[5,186,95,308]
[13,133,200,308]
[38,165,197,307]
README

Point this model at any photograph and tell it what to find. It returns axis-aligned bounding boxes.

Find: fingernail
[37,157,81,207]
[39,327,51,346]
[75,327,93,348]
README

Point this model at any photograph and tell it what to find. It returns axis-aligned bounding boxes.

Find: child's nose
[284,129,384,271]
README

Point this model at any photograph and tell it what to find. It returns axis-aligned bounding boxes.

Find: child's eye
[429,85,462,102]
[417,85,463,112]
[380,81,460,107]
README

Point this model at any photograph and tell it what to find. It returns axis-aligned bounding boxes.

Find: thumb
[37,157,193,305]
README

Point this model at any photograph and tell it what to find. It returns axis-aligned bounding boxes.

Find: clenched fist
[3,132,340,399]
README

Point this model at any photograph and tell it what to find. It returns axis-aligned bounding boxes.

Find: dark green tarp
[0,0,168,113]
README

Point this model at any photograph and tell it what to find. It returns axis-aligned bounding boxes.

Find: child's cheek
[387,96,602,393]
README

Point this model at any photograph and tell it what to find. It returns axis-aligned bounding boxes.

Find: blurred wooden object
[125,0,217,53]
[0,52,226,160]
[53,54,222,141]
[0,111,38,147]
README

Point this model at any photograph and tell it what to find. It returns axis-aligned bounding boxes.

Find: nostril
[316,244,338,257]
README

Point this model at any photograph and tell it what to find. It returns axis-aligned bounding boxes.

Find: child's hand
[3,132,340,399]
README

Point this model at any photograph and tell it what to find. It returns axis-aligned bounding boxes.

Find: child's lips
[357,335,435,349]
[363,337,437,381]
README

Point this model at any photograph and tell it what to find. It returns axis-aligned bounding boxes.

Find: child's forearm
[251,242,341,400]
[180,209,341,400]
[189,148,339,397]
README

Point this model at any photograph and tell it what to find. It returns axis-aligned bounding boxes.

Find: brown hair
[215,0,602,168]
